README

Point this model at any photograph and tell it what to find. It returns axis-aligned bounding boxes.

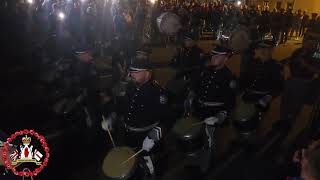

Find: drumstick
[102,115,116,148]
[191,121,205,126]
[121,149,144,165]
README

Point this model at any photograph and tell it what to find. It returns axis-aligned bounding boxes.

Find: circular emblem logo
[1,129,50,177]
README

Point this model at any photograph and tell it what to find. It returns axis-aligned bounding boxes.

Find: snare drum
[101,146,138,180]
[232,101,260,136]
[172,115,205,155]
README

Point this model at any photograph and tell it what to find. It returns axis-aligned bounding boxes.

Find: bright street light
[237,1,242,6]
[149,0,156,5]
[27,0,34,4]
[58,12,65,21]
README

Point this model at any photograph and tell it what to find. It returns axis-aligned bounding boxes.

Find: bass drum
[101,146,142,180]
[157,12,182,36]
[172,115,205,155]
[232,101,261,137]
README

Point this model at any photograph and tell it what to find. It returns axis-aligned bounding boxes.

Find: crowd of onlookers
[1,0,320,56]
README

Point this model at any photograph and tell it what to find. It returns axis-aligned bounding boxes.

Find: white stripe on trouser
[143,156,154,175]
[205,125,216,149]
[154,127,162,140]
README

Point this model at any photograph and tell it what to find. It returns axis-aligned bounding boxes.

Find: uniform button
[130,106,133,109]
[205,91,207,93]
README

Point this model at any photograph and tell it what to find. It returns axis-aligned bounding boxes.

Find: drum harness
[246,89,269,95]
[124,122,159,133]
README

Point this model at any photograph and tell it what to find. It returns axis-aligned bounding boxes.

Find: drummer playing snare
[101,58,174,179]
[185,46,237,172]
[240,40,284,109]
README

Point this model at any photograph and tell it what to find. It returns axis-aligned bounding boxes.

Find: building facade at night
[248,0,320,14]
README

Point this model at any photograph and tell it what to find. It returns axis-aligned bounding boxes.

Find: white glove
[142,137,155,152]
[258,95,272,108]
[204,116,219,126]
[101,113,116,131]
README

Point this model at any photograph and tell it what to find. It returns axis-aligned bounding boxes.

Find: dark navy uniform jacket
[240,58,284,102]
[190,66,237,119]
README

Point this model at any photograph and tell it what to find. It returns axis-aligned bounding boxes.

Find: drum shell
[232,102,261,134]
[175,133,205,155]
[233,112,261,134]
[172,116,205,154]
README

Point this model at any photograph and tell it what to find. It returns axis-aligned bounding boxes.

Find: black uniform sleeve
[239,60,254,92]
[270,62,284,97]
[224,76,238,113]
[149,82,175,140]
[171,47,182,68]
[188,68,203,93]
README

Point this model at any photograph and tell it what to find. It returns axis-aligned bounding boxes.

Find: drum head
[172,116,202,140]
[102,147,136,179]
[157,12,181,35]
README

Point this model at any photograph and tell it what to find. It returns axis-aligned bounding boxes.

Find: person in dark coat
[299,11,309,37]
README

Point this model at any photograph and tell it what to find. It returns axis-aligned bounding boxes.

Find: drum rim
[102,146,137,180]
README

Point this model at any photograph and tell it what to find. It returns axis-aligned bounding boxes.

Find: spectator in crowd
[289,148,320,180]
[299,11,309,37]
[280,8,293,44]
[308,13,318,30]
[271,9,282,43]
[290,10,302,40]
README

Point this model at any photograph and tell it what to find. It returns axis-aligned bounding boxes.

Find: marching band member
[187,46,237,172]
[101,59,173,179]
[240,40,284,110]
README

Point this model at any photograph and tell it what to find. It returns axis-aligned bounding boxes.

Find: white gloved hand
[204,116,219,126]
[258,95,272,108]
[142,137,155,152]
[101,114,114,131]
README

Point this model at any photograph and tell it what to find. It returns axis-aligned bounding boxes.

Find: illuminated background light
[27,0,33,4]
[149,0,156,5]
[58,12,65,20]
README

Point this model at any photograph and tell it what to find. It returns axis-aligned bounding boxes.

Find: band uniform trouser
[280,78,311,122]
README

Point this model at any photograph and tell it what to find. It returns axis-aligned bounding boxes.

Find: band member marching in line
[101,58,174,179]
[238,40,284,135]
[186,46,237,172]
[171,32,205,79]
[240,40,284,108]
